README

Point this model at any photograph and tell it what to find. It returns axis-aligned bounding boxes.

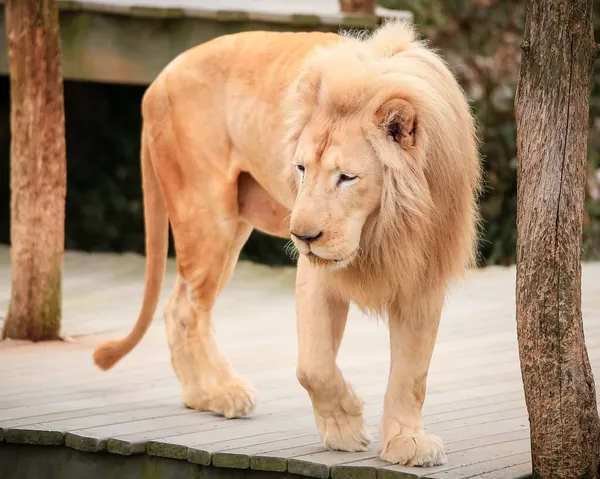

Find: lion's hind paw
[183,376,257,419]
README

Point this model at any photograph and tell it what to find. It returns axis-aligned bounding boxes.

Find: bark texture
[515,0,600,477]
[338,0,377,14]
[2,0,66,341]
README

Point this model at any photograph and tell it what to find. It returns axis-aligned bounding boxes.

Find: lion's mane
[281,20,482,314]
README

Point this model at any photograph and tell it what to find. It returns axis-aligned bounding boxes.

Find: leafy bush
[380,0,600,264]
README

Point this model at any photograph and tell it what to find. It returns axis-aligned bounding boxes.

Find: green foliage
[381,0,600,264]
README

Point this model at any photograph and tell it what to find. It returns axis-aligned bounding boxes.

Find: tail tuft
[93,339,128,371]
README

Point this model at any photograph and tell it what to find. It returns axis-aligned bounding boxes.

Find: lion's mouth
[307,251,344,266]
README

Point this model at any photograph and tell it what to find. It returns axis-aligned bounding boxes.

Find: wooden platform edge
[0,442,308,479]
[0,431,482,479]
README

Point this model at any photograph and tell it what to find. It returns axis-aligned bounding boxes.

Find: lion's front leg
[379,290,446,466]
[295,257,371,452]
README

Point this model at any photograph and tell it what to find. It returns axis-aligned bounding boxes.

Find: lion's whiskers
[284,239,300,261]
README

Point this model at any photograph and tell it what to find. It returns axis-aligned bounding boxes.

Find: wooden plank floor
[1,244,600,478]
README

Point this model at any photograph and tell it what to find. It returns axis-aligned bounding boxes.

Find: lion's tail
[93,128,169,371]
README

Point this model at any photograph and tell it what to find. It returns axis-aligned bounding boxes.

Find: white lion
[93,20,481,467]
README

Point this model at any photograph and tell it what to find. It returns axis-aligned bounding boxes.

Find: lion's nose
[291,231,323,244]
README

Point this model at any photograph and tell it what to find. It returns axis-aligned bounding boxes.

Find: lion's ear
[375,98,416,149]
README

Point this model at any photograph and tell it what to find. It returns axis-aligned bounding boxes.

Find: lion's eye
[337,173,358,187]
[295,164,306,181]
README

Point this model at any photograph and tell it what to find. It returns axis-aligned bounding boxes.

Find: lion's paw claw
[318,411,371,452]
[380,433,446,467]
[314,386,371,452]
[182,376,257,419]
[209,377,257,418]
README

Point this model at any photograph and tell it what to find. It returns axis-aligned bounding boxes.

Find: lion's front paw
[380,433,446,467]
[313,386,371,452]
[316,408,371,452]
[183,376,257,419]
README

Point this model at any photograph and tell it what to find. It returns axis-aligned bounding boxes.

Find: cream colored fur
[92,20,481,467]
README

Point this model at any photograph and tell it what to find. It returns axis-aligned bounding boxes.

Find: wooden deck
[1,244,600,478]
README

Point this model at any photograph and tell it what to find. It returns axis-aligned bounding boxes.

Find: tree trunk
[515,0,600,477]
[2,0,66,341]
[338,0,377,14]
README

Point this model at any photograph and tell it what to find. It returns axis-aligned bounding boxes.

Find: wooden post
[2,0,66,341]
[338,0,377,14]
[515,0,600,477]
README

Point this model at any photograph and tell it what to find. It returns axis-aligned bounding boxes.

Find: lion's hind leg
[162,221,256,418]
[139,62,259,418]
[149,140,255,417]
[162,219,256,419]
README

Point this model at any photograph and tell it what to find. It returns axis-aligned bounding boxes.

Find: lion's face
[289,116,383,268]
[283,21,477,279]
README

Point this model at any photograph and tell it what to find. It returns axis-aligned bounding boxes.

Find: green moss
[250,455,287,472]
[57,1,84,12]
[107,438,145,455]
[215,10,251,22]
[187,447,211,466]
[60,12,92,53]
[339,14,379,28]
[211,452,249,469]
[39,261,62,340]
[378,468,420,479]
[146,441,188,460]
[332,465,377,479]
[288,459,329,479]
[290,14,321,26]
[65,432,105,452]
[3,257,63,341]
[5,428,63,446]
[140,460,160,479]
